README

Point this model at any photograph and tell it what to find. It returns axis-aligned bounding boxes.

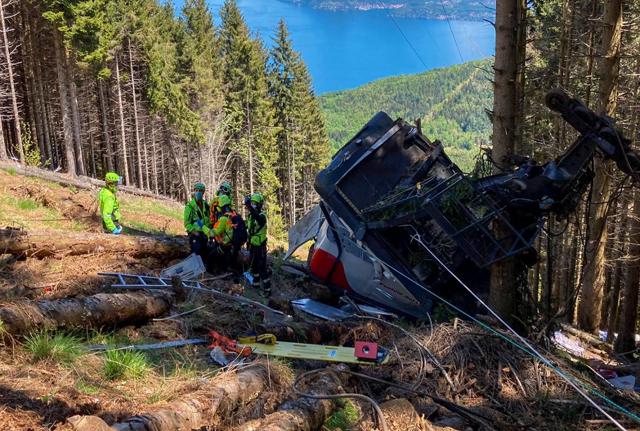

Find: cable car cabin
[294,90,639,319]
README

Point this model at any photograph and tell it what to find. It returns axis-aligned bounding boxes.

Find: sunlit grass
[24,331,83,364]
[103,349,151,380]
[75,378,100,395]
[324,398,360,430]
[17,198,39,210]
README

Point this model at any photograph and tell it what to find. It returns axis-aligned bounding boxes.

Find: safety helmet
[105,172,120,183]
[218,181,232,195]
[218,194,232,208]
[250,192,264,204]
[194,182,206,192]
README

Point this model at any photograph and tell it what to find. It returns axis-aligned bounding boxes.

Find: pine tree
[268,19,329,225]
[219,0,282,233]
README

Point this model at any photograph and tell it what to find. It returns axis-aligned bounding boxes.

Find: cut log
[0,160,176,201]
[238,370,343,431]
[68,364,269,431]
[0,228,188,260]
[0,291,173,335]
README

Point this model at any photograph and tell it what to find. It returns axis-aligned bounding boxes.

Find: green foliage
[103,349,150,380]
[324,398,360,430]
[5,167,16,175]
[75,378,100,395]
[268,20,330,226]
[320,60,492,172]
[219,0,283,227]
[18,199,39,210]
[24,331,83,364]
[21,123,48,168]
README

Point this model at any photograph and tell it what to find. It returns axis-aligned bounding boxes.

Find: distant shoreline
[283,0,495,22]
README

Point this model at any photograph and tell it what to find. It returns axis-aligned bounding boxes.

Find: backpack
[230,211,248,247]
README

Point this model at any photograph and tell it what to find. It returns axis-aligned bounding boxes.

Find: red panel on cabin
[309,248,351,291]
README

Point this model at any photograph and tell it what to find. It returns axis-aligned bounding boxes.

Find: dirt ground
[1,169,639,431]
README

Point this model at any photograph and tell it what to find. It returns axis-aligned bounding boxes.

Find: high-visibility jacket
[247,209,267,246]
[99,186,121,231]
[184,198,211,235]
[213,212,234,246]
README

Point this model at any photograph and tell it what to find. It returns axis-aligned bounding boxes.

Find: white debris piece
[161,253,206,280]
[552,330,585,357]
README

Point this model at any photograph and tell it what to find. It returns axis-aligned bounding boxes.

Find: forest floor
[0,166,639,431]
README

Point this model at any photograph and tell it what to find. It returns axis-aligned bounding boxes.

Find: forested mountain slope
[285,0,494,20]
[320,59,492,170]
[0,0,329,234]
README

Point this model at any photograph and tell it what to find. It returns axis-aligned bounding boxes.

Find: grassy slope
[319,59,493,171]
[0,167,183,235]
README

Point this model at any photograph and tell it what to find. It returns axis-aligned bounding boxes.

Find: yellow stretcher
[239,341,390,365]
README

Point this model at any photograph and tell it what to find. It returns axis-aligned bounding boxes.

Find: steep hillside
[285,0,494,20]
[320,59,492,170]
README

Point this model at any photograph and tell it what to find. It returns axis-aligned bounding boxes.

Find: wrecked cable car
[286,89,640,319]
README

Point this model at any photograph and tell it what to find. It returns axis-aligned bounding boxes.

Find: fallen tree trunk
[0,160,176,201]
[238,370,343,431]
[0,291,173,335]
[0,228,188,260]
[67,365,268,431]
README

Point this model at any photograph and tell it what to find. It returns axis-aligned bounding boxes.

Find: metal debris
[160,253,206,280]
[291,298,353,321]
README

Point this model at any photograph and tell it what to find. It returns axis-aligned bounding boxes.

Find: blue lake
[182,0,495,94]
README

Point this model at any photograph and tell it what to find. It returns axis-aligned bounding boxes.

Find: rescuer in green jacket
[244,192,270,294]
[99,172,122,234]
[184,182,212,259]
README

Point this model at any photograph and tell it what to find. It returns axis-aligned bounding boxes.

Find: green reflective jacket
[99,186,121,232]
[184,198,211,234]
[248,211,267,246]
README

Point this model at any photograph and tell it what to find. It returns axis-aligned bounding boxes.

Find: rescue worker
[209,180,233,227]
[245,192,270,294]
[217,181,232,198]
[212,194,234,271]
[184,182,212,259]
[99,172,122,234]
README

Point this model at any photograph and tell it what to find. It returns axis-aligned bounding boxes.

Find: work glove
[196,219,204,228]
[112,226,122,235]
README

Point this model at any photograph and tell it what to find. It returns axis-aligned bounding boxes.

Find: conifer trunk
[615,189,640,354]
[66,56,85,175]
[115,54,130,185]
[98,78,114,171]
[0,0,24,162]
[0,100,6,160]
[489,0,526,321]
[577,0,622,332]
[53,30,77,176]
[128,38,143,189]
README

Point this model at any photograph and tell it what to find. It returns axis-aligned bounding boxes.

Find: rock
[67,415,113,431]
[380,398,428,429]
